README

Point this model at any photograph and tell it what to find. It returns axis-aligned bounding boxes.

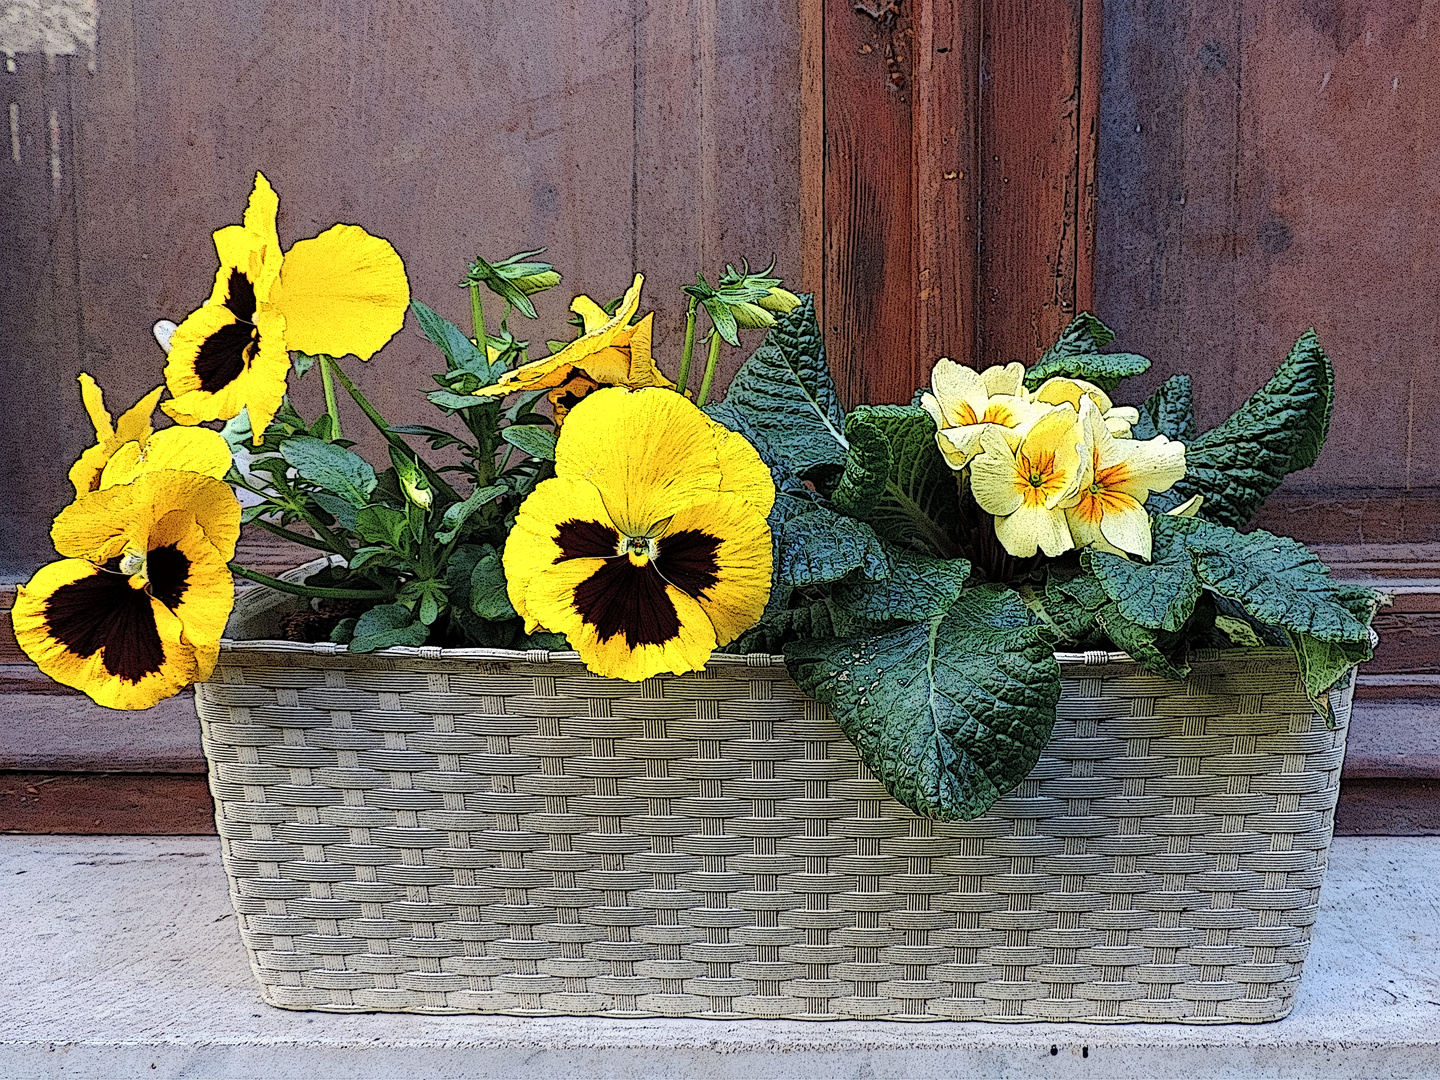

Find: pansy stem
[469,282,488,351]
[694,332,723,409]
[251,517,350,557]
[324,357,463,504]
[229,563,391,601]
[318,354,342,439]
[676,296,699,395]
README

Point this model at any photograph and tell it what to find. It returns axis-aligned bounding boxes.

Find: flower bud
[756,286,801,313]
[729,301,777,330]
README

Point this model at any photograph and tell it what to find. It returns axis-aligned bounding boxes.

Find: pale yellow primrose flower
[971,405,1087,558]
[922,359,1045,468]
[1032,376,1140,438]
[1064,397,1187,560]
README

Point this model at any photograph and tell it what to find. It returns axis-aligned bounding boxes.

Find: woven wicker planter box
[197,581,1354,1023]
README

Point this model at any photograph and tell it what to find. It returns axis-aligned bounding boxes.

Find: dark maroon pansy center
[553,518,723,648]
[195,269,262,393]
[42,545,192,684]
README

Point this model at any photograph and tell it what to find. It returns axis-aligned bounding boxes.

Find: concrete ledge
[2,837,1439,1078]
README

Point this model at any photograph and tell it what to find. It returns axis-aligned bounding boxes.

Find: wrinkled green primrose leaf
[1150,330,1333,526]
[785,586,1060,821]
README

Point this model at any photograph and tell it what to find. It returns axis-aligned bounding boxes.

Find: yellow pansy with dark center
[473,275,674,422]
[163,172,409,442]
[503,387,774,682]
[13,474,239,709]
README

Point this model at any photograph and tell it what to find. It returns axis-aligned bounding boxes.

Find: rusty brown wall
[0,0,800,580]
[1097,0,1440,543]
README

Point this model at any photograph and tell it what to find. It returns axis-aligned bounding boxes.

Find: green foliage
[832,543,971,622]
[834,405,965,559]
[785,585,1060,821]
[1131,375,1196,442]
[1022,313,1150,393]
[774,496,889,587]
[705,297,848,482]
[1150,331,1334,524]
[1085,519,1200,632]
[349,604,428,652]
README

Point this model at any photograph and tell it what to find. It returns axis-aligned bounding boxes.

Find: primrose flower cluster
[920,360,1193,561]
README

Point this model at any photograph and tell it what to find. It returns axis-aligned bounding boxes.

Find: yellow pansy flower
[1064,398,1187,560]
[473,275,674,422]
[921,358,1043,467]
[52,470,241,568]
[66,375,232,497]
[13,473,239,710]
[1031,375,1140,438]
[163,172,410,442]
[503,387,773,681]
[970,405,1087,558]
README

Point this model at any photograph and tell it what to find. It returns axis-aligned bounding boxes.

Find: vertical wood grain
[823,1,915,407]
[976,0,1084,367]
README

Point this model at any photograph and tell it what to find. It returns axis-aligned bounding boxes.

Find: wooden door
[802,0,1103,406]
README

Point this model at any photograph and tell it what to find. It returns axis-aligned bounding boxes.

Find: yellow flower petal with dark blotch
[68,375,165,496]
[473,275,661,402]
[53,470,241,565]
[554,387,722,536]
[268,223,410,361]
[502,475,616,629]
[504,387,775,682]
[526,554,719,681]
[13,559,197,710]
[145,509,236,674]
[659,491,772,645]
[161,299,289,439]
[99,427,233,490]
[548,373,602,428]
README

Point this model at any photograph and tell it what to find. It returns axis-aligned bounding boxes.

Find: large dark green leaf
[1023,314,1149,393]
[1173,518,1368,643]
[833,405,964,559]
[1151,331,1333,524]
[1131,374,1196,442]
[775,496,889,586]
[829,414,890,518]
[1094,605,1190,680]
[1085,518,1201,633]
[786,585,1060,820]
[705,296,848,478]
[833,543,971,623]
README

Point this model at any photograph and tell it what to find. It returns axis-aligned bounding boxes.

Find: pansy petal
[76,373,115,442]
[68,445,113,498]
[620,314,674,389]
[53,471,241,564]
[12,558,197,710]
[98,427,234,490]
[113,385,165,446]
[503,476,619,628]
[548,373,602,427]
[710,419,776,517]
[162,302,289,439]
[145,509,236,674]
[270,224,410,361]
[570,295,611,334]
[660,491,771,646]
[555,387,721,536]
[526,556,717,681]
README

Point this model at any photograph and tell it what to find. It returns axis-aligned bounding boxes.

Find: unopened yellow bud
[730,302,776,330]
[756,287,801,313]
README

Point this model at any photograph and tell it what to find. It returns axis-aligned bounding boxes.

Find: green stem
[323,356,463,504]
[318,354,342,438]
[469,282,487,350]
[694,332,723,409]
[229,563,390,601]
[251,518,349,556]
[675,296,699,395]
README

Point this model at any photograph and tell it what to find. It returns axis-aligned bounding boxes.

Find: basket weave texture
[198,616,1352,1025]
